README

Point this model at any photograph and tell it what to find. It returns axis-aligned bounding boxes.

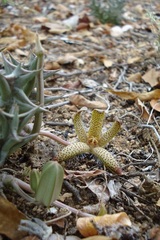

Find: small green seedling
[30,161,64,207]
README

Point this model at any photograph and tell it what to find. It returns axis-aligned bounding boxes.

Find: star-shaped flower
[58,109,122,174]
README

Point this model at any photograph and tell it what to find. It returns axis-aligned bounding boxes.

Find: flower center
[87,136,99,148]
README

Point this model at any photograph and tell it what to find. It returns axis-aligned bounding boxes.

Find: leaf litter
[0,0,160,239]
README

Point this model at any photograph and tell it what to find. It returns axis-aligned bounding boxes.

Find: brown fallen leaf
[142,68,160,87]
[57,54,78,65]
[127,56,141,64]
[128,72,142,83]
[65,169,106,180]
[135,98,150,119]
[82,236,112,240]
[150,99,160,112]
[33,16,49,23]
[77,212,131,237]
[106,88,160,101]
[21,236,40,240]
[157,198,160,207]
[0,196,27,240]
[100,57,114,68]
[70,95,107,109]
[42,22,70,34]
[149,226,160,240]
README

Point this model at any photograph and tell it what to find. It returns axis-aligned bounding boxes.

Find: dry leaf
[33,16,49,23]
[86,179,110,203]
[48,234,81,240]
[21,237,40,240]
[128,72,142,83]
[80,79,99,88]
[65,169,105,180]
[135,98,150,119]
[82,236,112,240]
[42,22,70,34]
[150,99,160,112]
[70,95,107,109]
[157,198,160,207]
[107,180,121,198]
[142,68,160,87]
[0,196,27,240]
[127,56,141,64]
[149,226,160,240]
[57,54,78,65]
[45,61,61,70]
[101,57,113,67]
[107,88,160,101]
[77,212,131,237]
[63,15,79,29]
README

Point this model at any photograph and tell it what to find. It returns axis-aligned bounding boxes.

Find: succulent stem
[32,34,44,135]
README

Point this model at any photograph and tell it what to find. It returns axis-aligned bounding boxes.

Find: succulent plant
[90,0,125,25]
[58,109,122,174]
[0,35,56,166]
[30,161,64,207]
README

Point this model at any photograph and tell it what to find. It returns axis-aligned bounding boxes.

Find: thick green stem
[32,34,44,135]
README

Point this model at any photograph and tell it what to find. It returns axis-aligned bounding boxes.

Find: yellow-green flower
[58,109,122,174]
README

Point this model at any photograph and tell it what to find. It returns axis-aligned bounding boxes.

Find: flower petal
[73,111,88,143]
[58,142,90,161]
[88,109,105,140]
[98,121,121,147]
[91,147,122,174]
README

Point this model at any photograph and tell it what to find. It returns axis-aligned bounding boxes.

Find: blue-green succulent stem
[31,34,44,135]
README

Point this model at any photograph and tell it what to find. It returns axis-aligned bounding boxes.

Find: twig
[121,187,152,221]
[45,209,71,225]
[45,122,73,127]
[114,66,127,89]
[54,66,105,78]
[45,101,70,109]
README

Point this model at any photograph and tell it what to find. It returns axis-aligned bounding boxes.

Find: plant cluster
[0,35,57,166]
[90,0,125,25]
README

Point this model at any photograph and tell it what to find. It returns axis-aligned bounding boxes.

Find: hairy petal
[99,121,121,147]
[91,147,122,175]
[58,142,90,161]
[88,109,105,140]
[73,111,87,143]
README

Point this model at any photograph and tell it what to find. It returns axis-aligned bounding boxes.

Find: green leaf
[35,161,64,207]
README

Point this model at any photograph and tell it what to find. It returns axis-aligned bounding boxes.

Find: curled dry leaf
[77,212,131,237]
[107,88,160,101]
[69,95,107,109]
